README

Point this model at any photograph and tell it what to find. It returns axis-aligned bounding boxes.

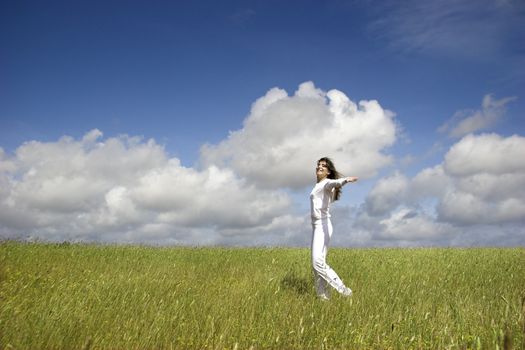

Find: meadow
[0,242,524,349]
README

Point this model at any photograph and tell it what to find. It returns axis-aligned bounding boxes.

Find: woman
[310,157,358,300]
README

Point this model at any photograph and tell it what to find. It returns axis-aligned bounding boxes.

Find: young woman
[310,157,358,300]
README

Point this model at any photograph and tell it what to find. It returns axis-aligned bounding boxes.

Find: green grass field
[0,242,524,349]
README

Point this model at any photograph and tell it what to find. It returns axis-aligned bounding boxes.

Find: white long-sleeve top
[310,178,347,221]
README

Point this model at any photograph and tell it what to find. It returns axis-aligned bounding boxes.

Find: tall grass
[0,242,524,349]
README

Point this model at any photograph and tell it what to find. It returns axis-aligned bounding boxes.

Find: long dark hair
[318,157,344,201]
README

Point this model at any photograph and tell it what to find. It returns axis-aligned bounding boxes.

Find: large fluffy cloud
[0,130,294,244]
[355,133,525,245]
[438,133,525,225]
[200,81,397,189]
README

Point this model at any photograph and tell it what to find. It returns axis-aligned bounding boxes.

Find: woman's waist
[311,216,332,224]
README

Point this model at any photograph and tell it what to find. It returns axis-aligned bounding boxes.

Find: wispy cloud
[229,8,256,26]
[438,94,516,137]
[368,0,525,60]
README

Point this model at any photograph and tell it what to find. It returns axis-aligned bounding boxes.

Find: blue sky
[1,0,524,246]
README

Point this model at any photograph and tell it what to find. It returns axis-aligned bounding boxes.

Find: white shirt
[310,178,347,221]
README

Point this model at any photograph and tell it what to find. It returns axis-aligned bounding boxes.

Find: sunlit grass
[1,242,524,349]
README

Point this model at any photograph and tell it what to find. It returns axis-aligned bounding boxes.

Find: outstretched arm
[325,176,359,190]
[343,176,358,184]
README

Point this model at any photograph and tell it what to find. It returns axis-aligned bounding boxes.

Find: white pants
[311,218,348,297]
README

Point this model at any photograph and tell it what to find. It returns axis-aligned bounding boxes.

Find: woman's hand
[345,176,358,183]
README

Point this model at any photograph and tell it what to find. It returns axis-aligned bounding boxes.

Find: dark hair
[318,157,344,201]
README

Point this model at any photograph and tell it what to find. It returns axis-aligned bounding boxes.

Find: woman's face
[316,160,331,180]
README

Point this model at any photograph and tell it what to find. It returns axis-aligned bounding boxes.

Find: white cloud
[200,81,397,189]
[437,133,525,225]
[378,207,455,241]
[134,164,291,229]
[444,133,525,176]
[439,95,516,138]
[411,165,450,199]
[7,132,167,214]
[364,171,408,216]
[357,132,525,245]
[0,130,296,245]
[437,190,525,225]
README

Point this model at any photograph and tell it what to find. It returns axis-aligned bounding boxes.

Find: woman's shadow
[280,269,310,295]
